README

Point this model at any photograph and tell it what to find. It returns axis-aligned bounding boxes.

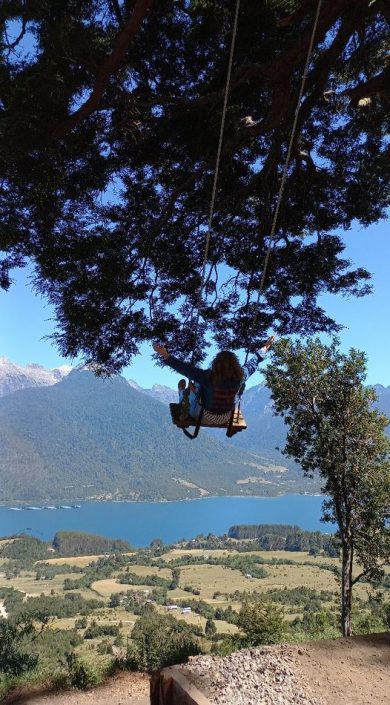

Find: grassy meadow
[0,533,388,700]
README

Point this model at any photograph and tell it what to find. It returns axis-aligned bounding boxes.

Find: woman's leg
[178,379,186,402]
[188,382,202,418]
[178,379,201,419]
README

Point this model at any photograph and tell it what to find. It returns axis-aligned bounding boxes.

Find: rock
[181,645,326,705]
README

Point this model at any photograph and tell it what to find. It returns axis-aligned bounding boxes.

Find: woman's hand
[153,343,170,360]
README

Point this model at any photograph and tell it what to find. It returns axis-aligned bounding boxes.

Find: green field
[1,547,380,612]
[1,534,388,696]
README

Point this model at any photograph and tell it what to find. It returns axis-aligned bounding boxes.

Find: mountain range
[0,358,389,504]
[0,357,71,397]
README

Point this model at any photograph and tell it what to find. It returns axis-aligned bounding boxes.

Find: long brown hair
[209,351,244,386]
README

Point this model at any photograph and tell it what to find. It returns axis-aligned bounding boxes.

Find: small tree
[150,538,166,556]
[237,598,287,646]
[205,618,217,638]
[265,339,390,637]
[127,610,201,672]
[109,593,122,609]
[0,618,38,676]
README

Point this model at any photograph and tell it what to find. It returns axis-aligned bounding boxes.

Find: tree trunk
[341,538,353,637]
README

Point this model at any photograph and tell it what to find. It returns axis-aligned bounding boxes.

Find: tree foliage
[52,530,132,556]
[237,597,287,645]
[1,1,389,370]
[265,338,390,636]
[0,618,39,676]
[127,609,202,671]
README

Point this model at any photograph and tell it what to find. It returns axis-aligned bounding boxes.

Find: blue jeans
[178,383,202,418]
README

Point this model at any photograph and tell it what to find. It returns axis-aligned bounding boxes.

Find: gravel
[180,645,326,705]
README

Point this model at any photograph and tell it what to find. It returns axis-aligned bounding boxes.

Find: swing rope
[243,0,323,366]
[191,0,241,362]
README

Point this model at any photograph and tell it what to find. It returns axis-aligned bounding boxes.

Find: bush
[211,634,243,656]
[126,611,202,671]
[75,617,88,629]
[237,599,287,645]
[84,623,120,639]
[353,612,386,635]
[65,653,101,689]
[299,609,337,637]
[0,619,39,676]
[97,640,114,655]
[205,619,217,637]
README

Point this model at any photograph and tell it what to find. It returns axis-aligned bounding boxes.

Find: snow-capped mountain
[0,357,72,397]
[128,379,176,404]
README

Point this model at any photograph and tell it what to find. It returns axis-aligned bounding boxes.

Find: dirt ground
[5,672,150,705]
[6,633,389,705]
[295,632,389,705]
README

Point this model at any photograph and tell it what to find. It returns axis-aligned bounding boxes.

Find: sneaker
[262,335,275,353]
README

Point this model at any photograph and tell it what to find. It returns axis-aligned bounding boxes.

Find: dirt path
[7,672,150,705]
[295,632,389,705]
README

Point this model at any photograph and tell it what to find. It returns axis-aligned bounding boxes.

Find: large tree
[265,338,390,637]
[1,1,389,371]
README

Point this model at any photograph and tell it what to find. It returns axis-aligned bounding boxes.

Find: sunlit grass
[1,572,83,595]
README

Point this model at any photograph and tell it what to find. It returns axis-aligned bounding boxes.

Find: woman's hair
[209,351,244,386]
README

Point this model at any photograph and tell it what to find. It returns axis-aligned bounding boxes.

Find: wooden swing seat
[169,402,247,438]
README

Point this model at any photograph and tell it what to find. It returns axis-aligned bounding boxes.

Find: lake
[0,495,330,547]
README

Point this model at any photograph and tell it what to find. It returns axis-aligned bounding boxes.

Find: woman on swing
[153,337,274,421]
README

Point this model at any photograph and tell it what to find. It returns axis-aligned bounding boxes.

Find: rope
[244,0,323,364]
[191,0,241,361]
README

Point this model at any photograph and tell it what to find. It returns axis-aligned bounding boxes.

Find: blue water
[0,496,329,547]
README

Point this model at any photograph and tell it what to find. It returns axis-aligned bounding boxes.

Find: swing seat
[169,403,247,440]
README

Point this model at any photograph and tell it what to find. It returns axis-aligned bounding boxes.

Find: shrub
[205,619,217,637]
[237,598,287,645]
[300,609,337,637]
[65,653,101,689]
[353,612,386,635]
[84,623,119,639]
[126,611,202,671]
[75,617,88,629]
[97,640,114,655]
[211,634,243,656]
[0,619,39,676]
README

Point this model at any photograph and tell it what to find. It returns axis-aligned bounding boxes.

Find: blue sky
[2,20,388,389]
[0,216,389,389]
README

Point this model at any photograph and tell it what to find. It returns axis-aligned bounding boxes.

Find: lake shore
[0,490,323,509]
[0,495,329,547]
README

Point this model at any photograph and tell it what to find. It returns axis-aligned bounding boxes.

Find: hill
[0,370,316,503]
[197,382,390,469]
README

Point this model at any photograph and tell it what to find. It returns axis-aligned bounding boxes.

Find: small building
[167,604,179,611]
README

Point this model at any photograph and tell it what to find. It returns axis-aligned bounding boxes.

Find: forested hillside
[0,370,315,503]
[210,382,390,467]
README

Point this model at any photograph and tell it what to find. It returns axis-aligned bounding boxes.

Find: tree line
[227,525,338,555]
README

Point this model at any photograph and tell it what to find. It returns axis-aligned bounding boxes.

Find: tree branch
[49,0,153,141]
[340,69,390,105]
[110,0,124,26]
[4,17,27,54]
